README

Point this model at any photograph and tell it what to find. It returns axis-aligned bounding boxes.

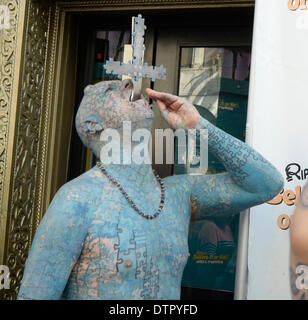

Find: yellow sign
[288,0,307,10]
[268,186,302,230]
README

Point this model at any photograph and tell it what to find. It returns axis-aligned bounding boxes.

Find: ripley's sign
[267,163,308,230]
[285,163,308,182]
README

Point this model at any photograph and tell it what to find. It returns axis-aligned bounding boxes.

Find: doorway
[67,7,254,300]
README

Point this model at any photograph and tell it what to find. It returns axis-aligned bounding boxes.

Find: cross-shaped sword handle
[104,14,166,101]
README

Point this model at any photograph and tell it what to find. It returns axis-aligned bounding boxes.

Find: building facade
[0,0,254,299]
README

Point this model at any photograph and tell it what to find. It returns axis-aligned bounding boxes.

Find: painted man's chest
[69,182,191,298]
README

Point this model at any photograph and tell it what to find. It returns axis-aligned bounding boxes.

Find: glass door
[153,25,252,299]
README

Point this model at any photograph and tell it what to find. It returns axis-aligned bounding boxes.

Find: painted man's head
[76,79,154,158]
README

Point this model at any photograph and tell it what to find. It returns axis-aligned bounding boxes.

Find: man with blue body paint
[18,79,283,300]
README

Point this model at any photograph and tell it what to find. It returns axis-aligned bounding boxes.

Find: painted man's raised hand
[145,88,201,129]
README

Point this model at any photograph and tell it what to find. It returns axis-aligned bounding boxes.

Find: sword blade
[130,79,142,101]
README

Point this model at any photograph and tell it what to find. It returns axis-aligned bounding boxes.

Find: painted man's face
[76,79,155,153]
[80,79,154,130]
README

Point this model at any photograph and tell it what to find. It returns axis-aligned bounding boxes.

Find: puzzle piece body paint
[18,80,283,300]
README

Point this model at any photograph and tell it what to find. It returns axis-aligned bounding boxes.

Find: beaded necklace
[97,161,165,220]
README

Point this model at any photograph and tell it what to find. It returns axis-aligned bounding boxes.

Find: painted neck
[96,119,156,184]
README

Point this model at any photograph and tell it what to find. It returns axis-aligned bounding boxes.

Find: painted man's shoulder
[42,167,104,224]
[163,174,191,191]
[53,166,104,204]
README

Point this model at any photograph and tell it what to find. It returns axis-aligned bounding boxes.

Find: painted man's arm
[17,185,90,300]
[290,183,308,300]
[187,117,283,218]
[145,88,283,219]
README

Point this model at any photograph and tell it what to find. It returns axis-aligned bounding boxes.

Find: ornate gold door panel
[0,0,50,299]
[0,0,254,300]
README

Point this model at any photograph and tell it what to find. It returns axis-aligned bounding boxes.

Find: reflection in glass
[93,31,131,83]
[179,47,251,118]
[177,47,251,295]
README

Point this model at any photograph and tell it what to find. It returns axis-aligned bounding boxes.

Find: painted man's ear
[84,116,103,134]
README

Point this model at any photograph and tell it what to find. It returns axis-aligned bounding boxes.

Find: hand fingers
[145,88,168,111]
[156,99,167,111]
[145,88,160,100]
[157,103,179,128]
[145,88,178,106]
[161,109,169,121]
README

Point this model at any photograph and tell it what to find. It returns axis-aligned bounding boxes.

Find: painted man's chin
[133,105,155,122]
[131,116,154,127]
